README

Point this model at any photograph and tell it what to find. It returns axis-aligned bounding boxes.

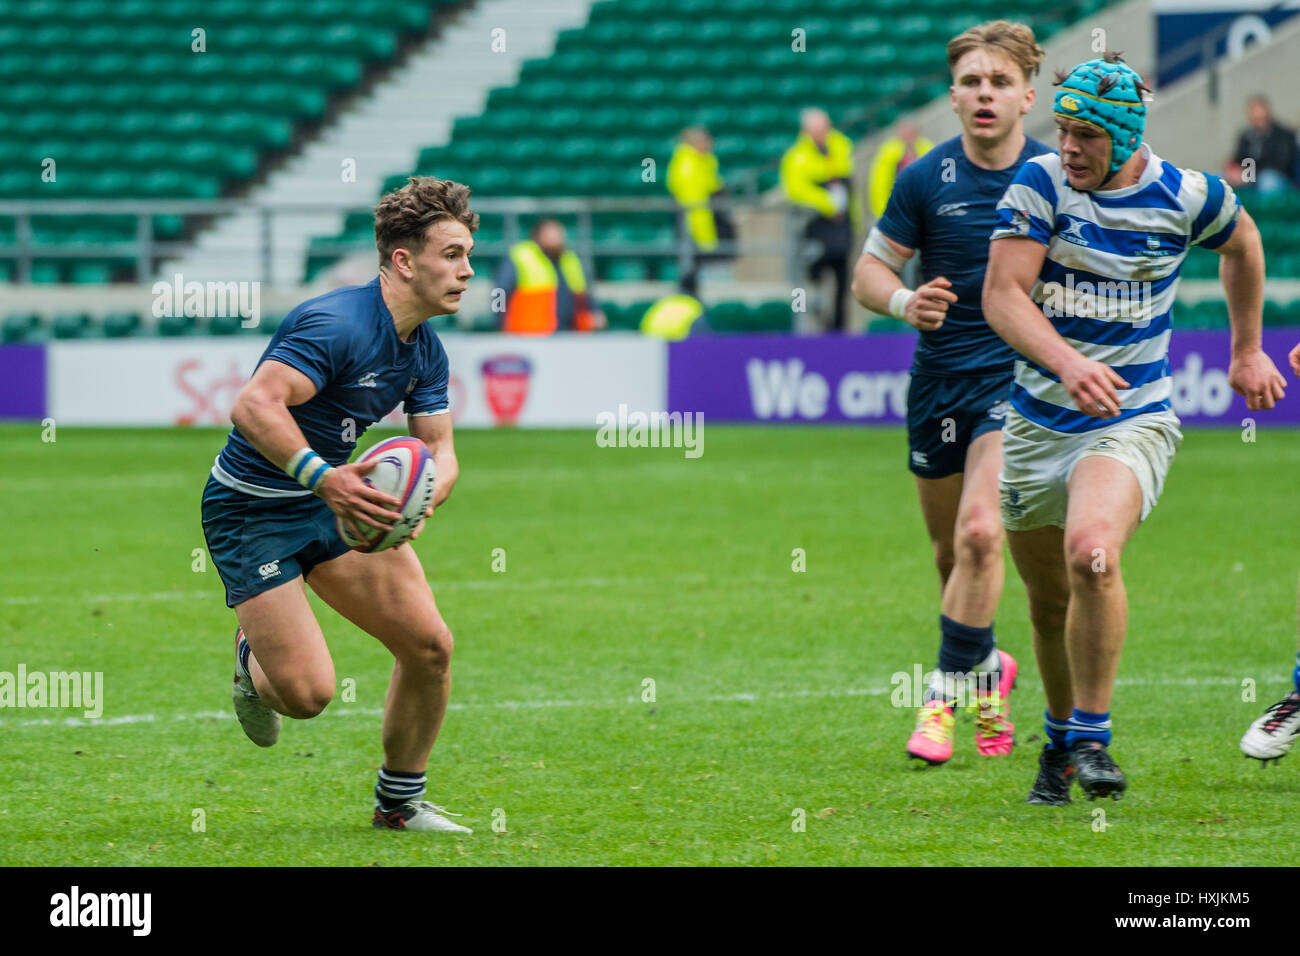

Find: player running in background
[852,20,1051,766]
[201,177,475,832]
[1240,341,1300,764]
[983,54,1286,802]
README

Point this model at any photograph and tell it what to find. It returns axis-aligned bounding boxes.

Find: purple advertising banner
[0,344,46,420]
[667,329,1300,426]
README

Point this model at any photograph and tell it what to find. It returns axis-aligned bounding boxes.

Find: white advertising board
[48,333,666,428]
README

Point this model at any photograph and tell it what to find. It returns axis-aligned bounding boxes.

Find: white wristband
[286,447,333,492]
[888,287,915,320]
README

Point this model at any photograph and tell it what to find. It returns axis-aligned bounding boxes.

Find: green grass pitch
[1,422,1298,866]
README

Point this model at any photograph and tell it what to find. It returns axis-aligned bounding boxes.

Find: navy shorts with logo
[906,370,1013,479]
[200,476,350,608]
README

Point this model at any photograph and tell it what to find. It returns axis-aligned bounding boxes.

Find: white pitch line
[0,573,721,607]
[0,675,1282,729]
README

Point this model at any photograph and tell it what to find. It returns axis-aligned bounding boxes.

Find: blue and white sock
[1291,652,1300,696]
[376,767,426,812]
[1044,711,1071,751]
[235,629,258,698]
[1065,709,1112,748]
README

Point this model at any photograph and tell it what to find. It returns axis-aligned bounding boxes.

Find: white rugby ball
[337,436,436,553]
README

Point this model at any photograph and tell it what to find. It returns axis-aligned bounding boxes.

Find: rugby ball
[337,436,436,553]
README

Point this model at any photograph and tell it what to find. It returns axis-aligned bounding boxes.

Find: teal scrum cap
[1053,53,1149,182]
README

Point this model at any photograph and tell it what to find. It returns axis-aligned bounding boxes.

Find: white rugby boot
[232,627,280,747]
[1241,691,1300,764]
[372,799,472,833]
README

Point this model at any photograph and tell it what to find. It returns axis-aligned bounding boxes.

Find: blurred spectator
[667,126,736,296]
[496,219,606,334]
[867,122,934,220]
[1225,94,1299,195]
[780,108,858,332]
[639,291,706,340]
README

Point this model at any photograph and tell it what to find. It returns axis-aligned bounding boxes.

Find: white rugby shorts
[999,407,1183,531]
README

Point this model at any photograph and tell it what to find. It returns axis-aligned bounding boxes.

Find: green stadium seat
[52,312,92,338]
[157,314,195,336]
[208,314,242,336]
[2,312,39,342]
[31,260,62,283]
[706,301,750,333]
[69,261,112,284]
[103,311,141,337]
[754,301,794,332]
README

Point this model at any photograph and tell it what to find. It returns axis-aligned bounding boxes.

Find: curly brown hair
[947,20,1044,82]
[374,176,479,268]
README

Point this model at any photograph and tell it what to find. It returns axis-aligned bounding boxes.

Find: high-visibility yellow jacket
[504,240,596,335]
[867,134,935,219]
[639,293,704,340]
[667,142,724,251]
[780,129,858,231]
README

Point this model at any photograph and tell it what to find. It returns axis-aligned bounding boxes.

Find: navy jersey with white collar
[876,134,1054,376]
[212,277,450,496]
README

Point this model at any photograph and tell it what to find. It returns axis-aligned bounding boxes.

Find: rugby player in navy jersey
[852,21,1050,767]
[201,178,476,832]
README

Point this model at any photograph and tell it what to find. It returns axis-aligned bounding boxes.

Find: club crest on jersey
[1010,209,1032,236]
[1141,234,1171,257]
[1057,215,1090,247]
[357,371,378,388]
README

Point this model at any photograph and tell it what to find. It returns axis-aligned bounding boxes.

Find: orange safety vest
[504,241,597,334]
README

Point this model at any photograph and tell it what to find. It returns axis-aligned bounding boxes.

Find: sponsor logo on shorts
[258,561,281,580]
[987,400,1010,420]
[1089,436,1118,450]
[1002,486,1025,520]
[936,202,970,217]
[911,450,929,467]
[405,375,418,394]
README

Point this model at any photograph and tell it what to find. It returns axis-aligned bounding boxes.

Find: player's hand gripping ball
[337,436,436,552]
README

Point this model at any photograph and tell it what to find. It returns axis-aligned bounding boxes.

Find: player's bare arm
[1213,208,1287,410]
[983,235,1129,419]
[852,231,957,331]
[231,359,403,537]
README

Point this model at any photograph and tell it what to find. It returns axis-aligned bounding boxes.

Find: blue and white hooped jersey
[990,144,1240,433]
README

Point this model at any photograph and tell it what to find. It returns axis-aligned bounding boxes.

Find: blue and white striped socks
[1065,709,1112,748]
[376,767,426,812]
[1044,711,1071,751]
[235,630,258,698]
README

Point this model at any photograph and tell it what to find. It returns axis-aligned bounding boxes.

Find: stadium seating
[305,0,1116,300]
[0,0,454,282]
[1181,189,1300,280]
